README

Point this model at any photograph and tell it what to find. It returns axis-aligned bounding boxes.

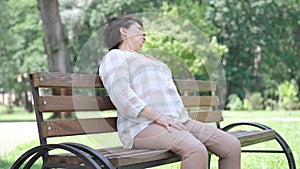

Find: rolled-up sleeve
[99,51,147,118]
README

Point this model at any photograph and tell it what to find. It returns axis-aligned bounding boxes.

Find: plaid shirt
[99,49,190,148]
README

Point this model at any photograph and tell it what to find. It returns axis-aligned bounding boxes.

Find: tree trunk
[38,0,73,119]
[24,91,33,112]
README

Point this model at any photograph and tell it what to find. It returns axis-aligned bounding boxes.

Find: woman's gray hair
[103,15,143,50]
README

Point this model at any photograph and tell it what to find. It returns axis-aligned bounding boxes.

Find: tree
[206,0,300,101]
[38,0,72,118]
[38,0,71,73]
[0,1,13,106]
[0,0,47,112]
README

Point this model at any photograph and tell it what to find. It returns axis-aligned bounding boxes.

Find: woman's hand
[154,114,187,132]
[139,106,187,132]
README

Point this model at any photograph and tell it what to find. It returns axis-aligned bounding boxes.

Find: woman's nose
[142,31,146,37]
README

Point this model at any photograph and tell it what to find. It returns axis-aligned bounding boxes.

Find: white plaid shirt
[99,49,190,148]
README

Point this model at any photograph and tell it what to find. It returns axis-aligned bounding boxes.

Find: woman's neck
[119,42,138,53]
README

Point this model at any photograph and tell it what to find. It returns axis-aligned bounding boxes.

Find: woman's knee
[231,136,241,154]
[224,134,241,157]
[193,144,208,159]
[172,134,208,158]
[212,132,241,159]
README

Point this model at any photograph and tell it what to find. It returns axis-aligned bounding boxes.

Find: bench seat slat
[47,148,178,167]
[46,129,276,167]
[230,130,276,147]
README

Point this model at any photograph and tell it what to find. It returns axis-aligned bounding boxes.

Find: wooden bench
[12,72,296,169]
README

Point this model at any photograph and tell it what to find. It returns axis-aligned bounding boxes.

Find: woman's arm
[100,51,146,119]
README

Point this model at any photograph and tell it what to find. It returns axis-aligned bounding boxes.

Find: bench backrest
[30,72,222,145]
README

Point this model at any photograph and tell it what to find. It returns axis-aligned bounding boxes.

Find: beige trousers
[133,119,241,169]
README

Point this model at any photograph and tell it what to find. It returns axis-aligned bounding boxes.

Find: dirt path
[0,122,39,157]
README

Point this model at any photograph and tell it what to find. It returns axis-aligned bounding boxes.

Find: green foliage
[247,92,264,110]
[278,79,299,110]
[226,94,243,110]
[2,0,300,111]
[141,1,227,79]
[0,0,47,106]
[0,1,11,46]
[206,0,300,99]
[65,1,227,79]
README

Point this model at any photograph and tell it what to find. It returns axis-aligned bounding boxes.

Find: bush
[278,79,299,110]
[226,94,243,110]
[247,92,264,110]
[4,105,14,114]
[264,98,277,111]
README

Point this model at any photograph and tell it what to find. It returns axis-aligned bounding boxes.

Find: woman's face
[121,22,146,52]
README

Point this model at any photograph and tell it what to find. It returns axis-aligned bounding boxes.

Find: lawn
[0,105,35,122]
[0,107,299,169]
[0,105,52,122]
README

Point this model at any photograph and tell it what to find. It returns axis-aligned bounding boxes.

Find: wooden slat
[38,96,115,112]
[230,130,276,147]
[32,72,216,92]
[189,111,223,123]
[47,147,179,167]
[174,79,216,92]
[32,72,104,88]
[38,96,218,112]
[102,147,179,167]
[40,117,117,138]
[181,96,220,107]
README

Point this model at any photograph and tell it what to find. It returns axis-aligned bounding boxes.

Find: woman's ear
[119,27,127,36]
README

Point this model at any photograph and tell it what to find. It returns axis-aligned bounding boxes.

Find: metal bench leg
[11,146,42,169]
[11,144,104,169]
[222,122,296,169]
[273,131,296,169]
[208,154,212,169]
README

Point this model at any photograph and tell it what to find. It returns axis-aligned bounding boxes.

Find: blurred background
[0,0,299,114]
[0,0,299,168]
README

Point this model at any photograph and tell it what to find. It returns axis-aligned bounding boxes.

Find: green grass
[0,105,53,122]
[218,110,300,169]
[0,109,299,169]
[0,105,36,122]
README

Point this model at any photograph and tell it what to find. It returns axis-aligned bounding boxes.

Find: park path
[0,122,39,157]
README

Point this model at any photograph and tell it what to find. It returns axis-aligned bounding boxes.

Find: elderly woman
[99,15,241,169]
